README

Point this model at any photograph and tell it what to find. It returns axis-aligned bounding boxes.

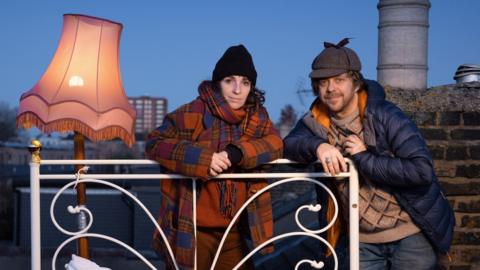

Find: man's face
[317,72,358,118]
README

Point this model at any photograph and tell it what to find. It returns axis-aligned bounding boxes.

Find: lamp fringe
[16,112,135,147]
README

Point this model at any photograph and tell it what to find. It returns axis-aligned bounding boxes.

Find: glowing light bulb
[69,76,84,87]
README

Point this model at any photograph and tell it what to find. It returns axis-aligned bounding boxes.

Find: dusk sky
[1,1,479,122]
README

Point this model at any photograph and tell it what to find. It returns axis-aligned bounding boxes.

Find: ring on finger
[325,157,332,164]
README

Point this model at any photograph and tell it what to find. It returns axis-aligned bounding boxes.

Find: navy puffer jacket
[283,79,455,253]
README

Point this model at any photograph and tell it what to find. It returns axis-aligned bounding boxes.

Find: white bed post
[348,159,359,270]
[29,140,42,270]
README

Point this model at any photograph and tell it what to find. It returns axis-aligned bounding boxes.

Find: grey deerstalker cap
[309,38,361,79]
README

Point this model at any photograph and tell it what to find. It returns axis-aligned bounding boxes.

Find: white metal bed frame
[28,158,359,270]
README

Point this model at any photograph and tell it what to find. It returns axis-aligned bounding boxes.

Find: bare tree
[276,104,298,138]
[0,102,17,142]
[279,104,298,127]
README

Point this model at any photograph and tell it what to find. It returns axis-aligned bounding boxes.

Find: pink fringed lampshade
[17,14,136,147]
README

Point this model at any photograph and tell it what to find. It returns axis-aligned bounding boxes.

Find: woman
[146,44,283,270]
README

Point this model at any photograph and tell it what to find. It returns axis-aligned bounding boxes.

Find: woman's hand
[343,135,367,156]
[316,143,347,175]
[209,151,231,177]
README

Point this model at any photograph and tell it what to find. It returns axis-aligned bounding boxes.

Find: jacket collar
[363,79,386,104]
[302,79,385,148]
[309,88,368,130]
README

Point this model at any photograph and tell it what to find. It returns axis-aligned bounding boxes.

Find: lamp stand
[74,131,89,258]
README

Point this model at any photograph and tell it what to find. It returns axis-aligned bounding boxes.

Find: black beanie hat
[212,44,257,86]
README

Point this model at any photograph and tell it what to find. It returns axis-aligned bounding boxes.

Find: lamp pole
[74,131,89,258]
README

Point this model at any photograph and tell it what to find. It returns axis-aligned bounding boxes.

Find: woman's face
[219,75,251,110]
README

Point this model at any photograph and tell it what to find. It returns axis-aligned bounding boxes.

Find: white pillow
[65,254,112,270]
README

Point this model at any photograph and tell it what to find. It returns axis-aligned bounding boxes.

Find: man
[283,38,454,269]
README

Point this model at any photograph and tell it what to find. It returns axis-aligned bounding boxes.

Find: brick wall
[386,82,480,269]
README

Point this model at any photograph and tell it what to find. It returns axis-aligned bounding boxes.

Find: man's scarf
[198,81,269,218]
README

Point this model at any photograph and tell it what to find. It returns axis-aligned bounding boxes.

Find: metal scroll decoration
[49,169,339,270]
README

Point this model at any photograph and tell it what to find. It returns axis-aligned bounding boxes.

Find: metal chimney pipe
[377,0,431,90]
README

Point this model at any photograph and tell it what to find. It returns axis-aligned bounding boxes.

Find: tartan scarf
[198,81,268,218]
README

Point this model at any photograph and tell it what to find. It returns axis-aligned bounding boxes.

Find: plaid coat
[146,95,283,270]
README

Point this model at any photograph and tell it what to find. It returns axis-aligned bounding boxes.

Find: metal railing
[28,158,359,270]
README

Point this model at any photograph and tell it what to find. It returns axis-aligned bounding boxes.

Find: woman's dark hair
[246,87,265,108]
[311,71,364,96]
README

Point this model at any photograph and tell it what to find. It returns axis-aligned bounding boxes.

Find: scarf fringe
[219,180,237,218]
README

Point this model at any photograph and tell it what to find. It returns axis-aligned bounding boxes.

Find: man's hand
[344,135,367,156]
[316,143,347,175]
[209,151,231,177]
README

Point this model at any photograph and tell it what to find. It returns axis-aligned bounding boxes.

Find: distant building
[128,96,168,135]
[0,136,100,167]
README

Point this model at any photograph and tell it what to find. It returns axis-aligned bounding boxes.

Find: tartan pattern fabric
[146,81,283,270]
[199,82,267,218]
